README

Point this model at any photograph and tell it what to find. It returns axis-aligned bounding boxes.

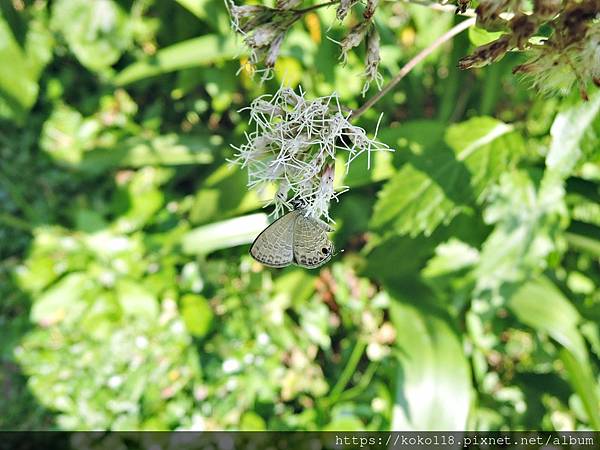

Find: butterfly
[250,209,334,269]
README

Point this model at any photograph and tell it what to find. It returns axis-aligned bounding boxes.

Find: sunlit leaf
[51,0,132,72]
[116,278,159,320]
[0,9,53,121]
[114,35,242,85]
[181,213,269,255]
[474,170,566,297]
[509,276,587,363]
[180,294,213,338]
[560,350,600,430]
[30,272,88,326]
[371,117,523,237]
[546,91,600,180]
[390,298,472,430]
[81,134,216,172]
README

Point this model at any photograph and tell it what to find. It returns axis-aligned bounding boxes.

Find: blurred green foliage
[1,0,599,432]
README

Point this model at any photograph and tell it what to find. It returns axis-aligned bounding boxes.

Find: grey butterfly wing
[250,210,299,268]
[292,214,334,269]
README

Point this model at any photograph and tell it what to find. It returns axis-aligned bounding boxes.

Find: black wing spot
[321,247,330,255]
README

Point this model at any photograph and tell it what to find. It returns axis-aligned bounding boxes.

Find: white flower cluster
[231,86,392,221]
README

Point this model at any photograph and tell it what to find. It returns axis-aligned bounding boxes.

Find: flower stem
[328,338,367,402]
[350,16,476,120]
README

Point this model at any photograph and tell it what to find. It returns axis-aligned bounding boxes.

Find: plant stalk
[351,16,476,119]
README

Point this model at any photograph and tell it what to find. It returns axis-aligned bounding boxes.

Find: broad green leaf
[468,26,504,46]
[39,104,98,165]
[390,298,472,430]
[116,278,158,320]
[322,416,365,431]
[546,91,600,180]
[180,294,213,338]
[51,0,132,71]
[114,35,242,85]
[0,0,27,46]
[80,134,216,172]
[370,155,470,236]
[509,276,587,363]
[474,170,566,296]
[239,411,267,431]
[181,213,269,255]
[30,272,88,325]
[446,117,522,198]
[371,117,523,236]
[189,164,273,224]
[0,9,53,121]
[422,238,479,279]
[336,148,395,188]
[560,350,600,429]
[175,0,211,19]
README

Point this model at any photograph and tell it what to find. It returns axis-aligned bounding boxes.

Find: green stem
[328,338,367,402]
[335,361,378,402]
[0,213,33,232]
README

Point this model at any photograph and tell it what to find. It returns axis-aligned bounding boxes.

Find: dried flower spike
[458,35,511,69]
[362,25,383,96]
[276,0,302,9]
[336,0,359,21]
[339,20,371,64]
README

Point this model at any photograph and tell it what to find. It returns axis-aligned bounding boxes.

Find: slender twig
[293,0,475,16]
[293,0,338,14]
[350,16,476,119]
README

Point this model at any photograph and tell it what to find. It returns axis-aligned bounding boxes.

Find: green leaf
[474,170,566,297]
[116,279,158,320]
[546,91,600,180]
[40,104,97,165]
[239,411,267,431]
[114,35,242,86]
[181,213,269,255]
[422,238,479,279]
[175,0,211,19]
[337,149,395,189]
[560,349,600,429]
[30,272,88,325]
[189,164,271,224]
[446,117,522,199]
[0,8,53,121]
[509,276,587,363]
[0,0,27,47]
[468,26,504,47]
[51,0,132,72]
[390,298,472,430]
[371,117,522,236]
[80,134,216,172]
[180,294,213,338]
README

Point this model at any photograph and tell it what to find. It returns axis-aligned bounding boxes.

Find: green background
[1,0,599,431]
